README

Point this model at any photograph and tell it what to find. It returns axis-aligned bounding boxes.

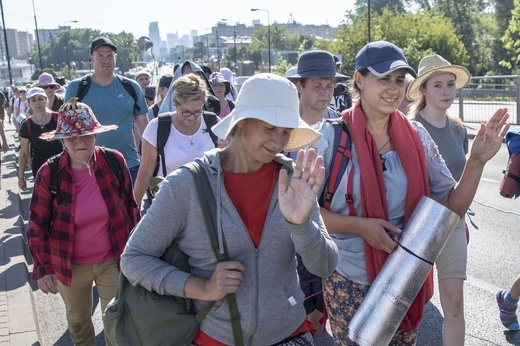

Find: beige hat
[211,73,321,152]
[407,54,470,100]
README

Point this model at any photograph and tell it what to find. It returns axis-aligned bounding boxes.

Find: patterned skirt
[323,271,418,346]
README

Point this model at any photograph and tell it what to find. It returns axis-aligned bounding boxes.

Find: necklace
[378,138,391,153]
[378,138,391,172]
[186,135,194,145]
[33,113,51,130]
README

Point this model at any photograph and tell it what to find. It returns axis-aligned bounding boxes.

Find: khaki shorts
[435,218,467,281]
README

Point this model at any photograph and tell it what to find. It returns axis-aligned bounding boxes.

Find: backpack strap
[77,74,140,113]
[156,113,173,178]
[184,162,244,346]
[25,116,32,138]
[152,104,159,118]
[98,147,126,198]
[116,75,141,113]
[320,118,355,215]
[77,75,92,102]
[48,154,67,205]
[202,111,219,147]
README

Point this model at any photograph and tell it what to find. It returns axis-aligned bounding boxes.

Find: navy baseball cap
[355,41,416,77]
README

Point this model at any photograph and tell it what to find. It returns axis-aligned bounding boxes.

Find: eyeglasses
[41,85,55,90]
[179,108,204,117]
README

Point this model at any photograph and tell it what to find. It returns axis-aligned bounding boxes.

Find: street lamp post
[222,19,238,74]
[0,0,13,85]
[31,0,43,71]
[251,8,270,73]
[64,20,77,80]
[216,25,220,70]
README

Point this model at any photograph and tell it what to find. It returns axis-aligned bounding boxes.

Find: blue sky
[3,0,356,38]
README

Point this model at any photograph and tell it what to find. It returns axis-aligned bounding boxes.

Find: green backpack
[102,161,243,346]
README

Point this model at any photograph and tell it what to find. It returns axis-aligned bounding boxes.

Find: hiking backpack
[47,147,125,205]
[154,111,219,178]
[319,118,355,215]
[76,74,141,112]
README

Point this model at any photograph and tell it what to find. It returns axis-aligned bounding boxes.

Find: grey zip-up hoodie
[120,149,338,345]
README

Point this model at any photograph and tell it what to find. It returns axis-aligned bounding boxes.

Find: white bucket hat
[211,73,321,152]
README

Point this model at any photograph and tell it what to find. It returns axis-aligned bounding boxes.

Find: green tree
[355,0,407,14]
[501,0,520,73]
[27,29,138,76]
[331,9,468,76]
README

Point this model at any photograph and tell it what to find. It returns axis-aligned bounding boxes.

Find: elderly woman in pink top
[27,98,139,345]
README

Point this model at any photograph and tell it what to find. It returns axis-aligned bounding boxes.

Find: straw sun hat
[407,54,470,101]
[40,97,117,141]
[211,73,321,152]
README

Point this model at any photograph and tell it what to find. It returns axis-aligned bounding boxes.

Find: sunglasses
[20,90,27,93]
[41,85,56,90]
[146,96,155,101]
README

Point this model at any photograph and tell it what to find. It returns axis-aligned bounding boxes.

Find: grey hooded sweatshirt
[120,149,338,345]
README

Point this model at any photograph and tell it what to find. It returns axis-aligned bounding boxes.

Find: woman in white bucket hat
[121,73,338,345]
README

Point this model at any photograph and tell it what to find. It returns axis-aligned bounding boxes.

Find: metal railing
[450,75,519,124]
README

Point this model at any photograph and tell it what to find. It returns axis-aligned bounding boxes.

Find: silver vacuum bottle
[348,196,460,345]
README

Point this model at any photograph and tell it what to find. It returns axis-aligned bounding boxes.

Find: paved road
[27,129,520,345]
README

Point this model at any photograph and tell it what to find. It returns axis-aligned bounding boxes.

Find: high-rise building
[148,22,161,54]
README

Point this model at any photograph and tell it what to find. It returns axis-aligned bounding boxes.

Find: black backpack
[154,111,219,178]
[48,147,125,205]
[76,74,141,112]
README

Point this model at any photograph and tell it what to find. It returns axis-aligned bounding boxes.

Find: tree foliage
[28,29,139,78]
[502,0,520,73]
[330,9,468,76]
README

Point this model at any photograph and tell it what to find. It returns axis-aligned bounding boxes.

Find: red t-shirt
[194,161,314,345]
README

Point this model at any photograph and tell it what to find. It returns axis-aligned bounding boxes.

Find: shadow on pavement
[417,301,443,345]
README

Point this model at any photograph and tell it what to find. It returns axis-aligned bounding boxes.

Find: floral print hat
[40,97,118,141]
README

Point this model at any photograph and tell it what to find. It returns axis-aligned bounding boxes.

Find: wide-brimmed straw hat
[407,54,470,100]
[40,97,117,141]
[211,73,321,152]
[290,50,349,82]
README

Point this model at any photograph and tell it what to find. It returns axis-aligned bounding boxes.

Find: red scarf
[343,101,433,330]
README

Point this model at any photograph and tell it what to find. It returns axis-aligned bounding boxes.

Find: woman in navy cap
[315,41,509,344]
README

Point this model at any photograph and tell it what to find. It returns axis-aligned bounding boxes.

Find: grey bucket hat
[291,50,349,82]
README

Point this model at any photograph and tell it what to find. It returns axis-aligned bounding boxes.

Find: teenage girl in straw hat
[121,73,338,345]
[407,54,471,346]
[27,98,140,345]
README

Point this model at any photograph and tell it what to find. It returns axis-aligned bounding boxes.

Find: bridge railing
[452,75,519,124]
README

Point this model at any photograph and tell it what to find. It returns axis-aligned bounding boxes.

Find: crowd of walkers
[2,34,517,345]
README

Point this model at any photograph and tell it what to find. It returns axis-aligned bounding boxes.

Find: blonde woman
[133,74,219,208]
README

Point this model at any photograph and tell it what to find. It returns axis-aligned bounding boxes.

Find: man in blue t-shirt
[65,37,148,183]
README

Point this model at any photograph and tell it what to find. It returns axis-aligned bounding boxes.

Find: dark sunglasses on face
[41,85,55,90]
[20,90,27,93]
